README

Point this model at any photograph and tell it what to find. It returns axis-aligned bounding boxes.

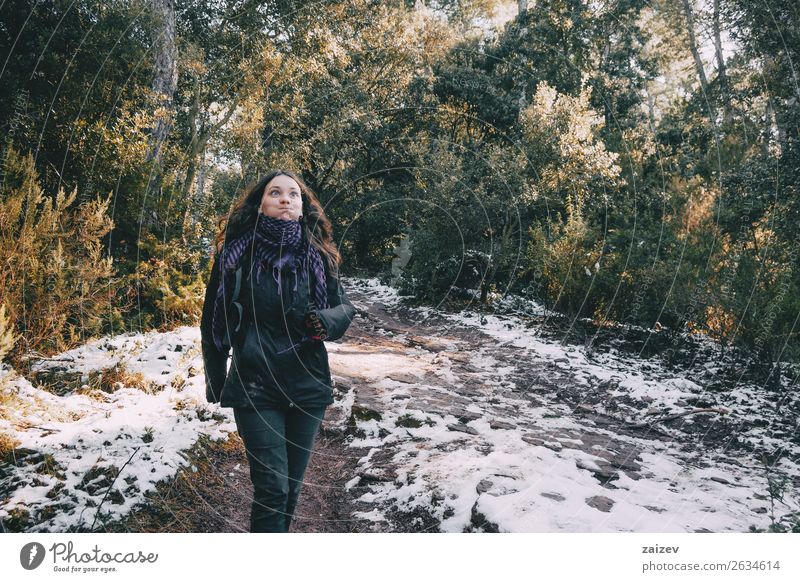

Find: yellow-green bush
[526,216,605,316]
[131,226,208,330]
[0,145,121,361]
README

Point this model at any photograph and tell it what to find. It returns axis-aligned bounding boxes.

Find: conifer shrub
[0,145,122,362]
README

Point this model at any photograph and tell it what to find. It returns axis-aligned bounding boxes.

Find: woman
[200,170,357,532]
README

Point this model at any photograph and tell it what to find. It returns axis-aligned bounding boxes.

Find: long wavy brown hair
[214,170,342,277]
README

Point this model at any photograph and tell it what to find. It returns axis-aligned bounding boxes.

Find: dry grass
[1,360,160,430]
[0,430,21,462]
[85,362,160,395]
[96,432,247,533]
[170,374,186,392]
[0,372,83,427]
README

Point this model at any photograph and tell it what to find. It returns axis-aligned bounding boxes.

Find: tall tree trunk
[177,76,239,235]
[764,93,786,157]
[480,210,516,303]
[773,99,786,151]
[429,250,441,291]
[181,148,207,236]
[195,152,208,203]
[601,40,612,127]
[146,0,178,164]
[680,0,715,124]
[712,0,732,124]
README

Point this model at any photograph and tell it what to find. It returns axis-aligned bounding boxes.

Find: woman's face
[259,174,303,221]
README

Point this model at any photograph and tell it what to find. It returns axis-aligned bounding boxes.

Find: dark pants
[233,405,326,532]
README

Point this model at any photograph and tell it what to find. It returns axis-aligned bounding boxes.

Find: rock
[357,469,397,483]
[404,336,450,353]
[540,492,565,502]
[475,443,493,455]
[581,434,644,473]
[521,434,544,446]
[487,485,519,497]
[386,372,423,384]
[596,378,620,390]
[435,440,469,452]
[522,434,562,451]
[476,479,493,494]
[586,495,615,512]
[576,458,618,484]
[709,476,732,485]
[451,409,482,423]
[447,423,478,435]
[559,439,584,451]
[489,419,516,430]
[592,447,643,472]
[468,500,500,533]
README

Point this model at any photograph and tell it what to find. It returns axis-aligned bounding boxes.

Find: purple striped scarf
[212,213,328,350]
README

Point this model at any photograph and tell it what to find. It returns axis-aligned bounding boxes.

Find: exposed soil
[96,422,376,533]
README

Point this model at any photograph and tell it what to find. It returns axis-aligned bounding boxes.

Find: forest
[1,0,798,372]
[0,0,799,534]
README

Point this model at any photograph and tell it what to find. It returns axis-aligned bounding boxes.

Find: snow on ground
[0,276,798,533]
[0,327,236,532]
[339,277,800,533]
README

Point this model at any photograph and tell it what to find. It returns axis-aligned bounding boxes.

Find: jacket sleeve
[314,265,357,343]
[200,253,230,403]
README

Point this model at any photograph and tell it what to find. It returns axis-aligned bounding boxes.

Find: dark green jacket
[200,250,357,410]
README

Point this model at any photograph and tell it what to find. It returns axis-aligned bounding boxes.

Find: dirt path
[200,423,377,533]
[105,278,799,533]
[103,411,376,533]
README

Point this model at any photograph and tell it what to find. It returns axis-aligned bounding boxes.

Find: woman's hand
[304,310,328,341]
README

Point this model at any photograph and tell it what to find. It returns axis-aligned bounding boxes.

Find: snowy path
[330,279,800,533]
[1,277,798,532]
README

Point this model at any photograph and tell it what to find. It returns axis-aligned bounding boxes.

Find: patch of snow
[1,327,236,532]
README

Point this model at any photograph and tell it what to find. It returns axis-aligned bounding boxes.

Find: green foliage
[520,81,623,220]
[525,216,604,316]
[0,0,799,375]
[130,227,210,331]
